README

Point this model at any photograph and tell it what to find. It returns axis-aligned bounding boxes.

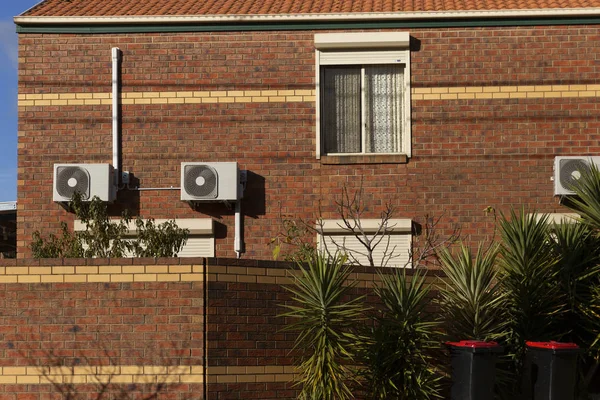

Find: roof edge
[0,202,17,212]
[14,8,600,25]
[16,0,45,19]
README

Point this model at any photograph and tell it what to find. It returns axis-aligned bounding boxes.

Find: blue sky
[0,0,40,201]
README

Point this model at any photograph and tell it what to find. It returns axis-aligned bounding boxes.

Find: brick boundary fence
[0,257,445,399]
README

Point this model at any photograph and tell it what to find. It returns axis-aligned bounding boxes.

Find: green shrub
[281,253,366,400]
[437,243,504,342]
[31,194,188,258]
[359,270,442,400]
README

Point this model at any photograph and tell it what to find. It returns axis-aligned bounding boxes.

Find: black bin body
[522,341,579,400]
[447,340,503,400]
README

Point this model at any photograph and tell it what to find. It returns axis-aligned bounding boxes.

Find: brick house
[7,1,600,398]
[14,0,600,264]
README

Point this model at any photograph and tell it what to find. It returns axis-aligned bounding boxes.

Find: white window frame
[317,218,412,268]
[74,218,214,257]
[315,32,411,159]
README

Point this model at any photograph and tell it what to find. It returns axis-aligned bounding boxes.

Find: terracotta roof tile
[19,0,600,17]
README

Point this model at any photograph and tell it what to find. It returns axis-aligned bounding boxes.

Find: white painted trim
[315,50,321,160]
[315,32,410,50]
[403,50,412,158]
[14,8,600,25]
[318,218,412,234]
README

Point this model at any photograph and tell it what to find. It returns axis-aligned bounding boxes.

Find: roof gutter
[14,8,600,25]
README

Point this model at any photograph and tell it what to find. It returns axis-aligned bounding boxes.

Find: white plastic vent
[181,162,240,201]
[53,163,116,202]
[554,156,600,195]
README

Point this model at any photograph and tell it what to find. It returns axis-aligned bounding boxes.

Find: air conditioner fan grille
[184,165,218,198]
[56,166,91,200]
[559,159,590,192]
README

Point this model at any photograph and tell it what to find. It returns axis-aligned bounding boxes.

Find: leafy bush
[31,194,188,258]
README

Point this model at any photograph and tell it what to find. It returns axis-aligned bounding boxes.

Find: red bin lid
[526,341,579,350]
[446,340,499,348]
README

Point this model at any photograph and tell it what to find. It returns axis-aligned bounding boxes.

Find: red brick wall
[0,258,205,399]
[0,257,438,399]
[17,25,600,259]
[205,259,298,399]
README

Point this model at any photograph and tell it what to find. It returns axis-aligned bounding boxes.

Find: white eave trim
[14,8,600,25]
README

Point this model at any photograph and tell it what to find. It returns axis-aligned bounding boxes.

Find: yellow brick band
[411,84,600,100]
[17,90,318,107]
[0,264,203,283]
[206,365,296,384]
[17,85,600,107]
[0,365,203,385]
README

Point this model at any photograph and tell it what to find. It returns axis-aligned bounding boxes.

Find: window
[317,218,412,268]
[315,32,411,159]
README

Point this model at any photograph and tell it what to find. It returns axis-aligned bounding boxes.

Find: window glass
[321,64,404,154]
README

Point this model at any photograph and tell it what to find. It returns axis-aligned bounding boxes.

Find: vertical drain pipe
[235,200,242,258]
[112,47,121,186]
[234,171,246,258]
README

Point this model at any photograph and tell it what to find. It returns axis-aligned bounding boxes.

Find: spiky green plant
[437,243,504,342]
[282,253,366,400]
[563,162,600,231]
[359,270,442,400]
[496,208,565,388]
[550,222,600,347]
[562,163,600,353]
[560,164,600,392]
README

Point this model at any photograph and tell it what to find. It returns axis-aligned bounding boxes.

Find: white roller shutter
[74,218,214,258]
[177,237,214,257]
[318,219,412,268]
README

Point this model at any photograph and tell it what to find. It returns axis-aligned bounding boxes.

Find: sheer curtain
[321,65,402,154]
[321,67,361,153]
[365,66,402,153]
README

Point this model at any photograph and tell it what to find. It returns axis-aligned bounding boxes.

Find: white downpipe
[235,200,242,258]
[112,47,121,185]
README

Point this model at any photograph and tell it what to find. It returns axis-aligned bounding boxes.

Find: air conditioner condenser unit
[181,162,240,202]
[53,163,116,202]
[554,156,600,195]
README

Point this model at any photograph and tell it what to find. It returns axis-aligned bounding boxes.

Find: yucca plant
[496,209,565,380]
[560,164,600,393]
[281,253,366,400]
[359,269,442,400]
[550,222,600,347]
[437,243,504,342]
[563,162,600,231]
